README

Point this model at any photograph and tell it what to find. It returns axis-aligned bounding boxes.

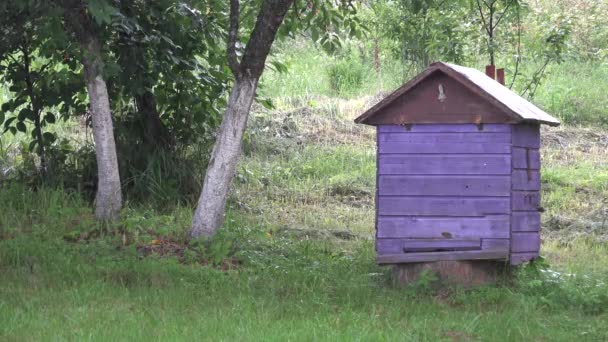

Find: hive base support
[391,260,510,287]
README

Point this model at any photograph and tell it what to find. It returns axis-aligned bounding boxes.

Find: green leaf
[4,117,16,129]
[16,121,26,133]
[259,98,274,110]
[87,0,117,25]
[0,111,4,125]
[45,112,56,124]
[43,132,56,143]
[270,61,289,74]
[28,140,37,152]
[18,108,34,121]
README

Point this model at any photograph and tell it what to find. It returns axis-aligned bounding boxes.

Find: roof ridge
[355,62,560,126]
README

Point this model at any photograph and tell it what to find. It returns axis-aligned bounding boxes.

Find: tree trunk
[190,76,258,238]
[190,0,293,238]
[81,38,123,222]
[135,90,172,150]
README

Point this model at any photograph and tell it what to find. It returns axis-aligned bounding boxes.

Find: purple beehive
[355,62,560,265]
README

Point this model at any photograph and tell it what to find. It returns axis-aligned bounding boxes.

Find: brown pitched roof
[355,62,560,126]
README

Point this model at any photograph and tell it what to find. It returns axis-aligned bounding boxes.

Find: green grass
[260,39,407,104]
[2,38,608,342]
[534,61,608,125]
[1,186,608,341]
[2,98,608,340]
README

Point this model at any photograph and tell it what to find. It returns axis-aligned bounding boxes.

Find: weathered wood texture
[391,260,510,287]
[510,124,542,265]
[359,71,517,125]
[376,124,512,263]
[377,216,510,239]
[355,62,560,126]
[375,123,544,265]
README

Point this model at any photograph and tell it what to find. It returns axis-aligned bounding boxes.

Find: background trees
[1,0,606,228]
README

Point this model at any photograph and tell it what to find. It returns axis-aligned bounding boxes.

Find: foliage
[0,1,86,171]
[373,0,477,70]
[327,52,368,97]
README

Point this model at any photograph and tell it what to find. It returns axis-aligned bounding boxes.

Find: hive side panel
[510,124,542,265]
[376,124,511,262]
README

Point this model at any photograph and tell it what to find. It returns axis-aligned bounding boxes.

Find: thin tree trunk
[55,0,122,221]
[190,0,293,239]
[135,90,172,150]
[191,76,257,238]
[81,37,123,222]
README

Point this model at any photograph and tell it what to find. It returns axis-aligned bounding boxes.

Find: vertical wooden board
[374,126,381,244]
[512,147,540,169]
[512,170,541,191]
[511,212,541,232]
[377,216,510,238]
[512,191,540,211]
[378,155,511,175]
[378,197,510,216]
[378,124,511,133]
[481,239,510,252]
[378,175,511,196]
[511,232,540,253]
[510,252,539,265]
[512,124,540,148]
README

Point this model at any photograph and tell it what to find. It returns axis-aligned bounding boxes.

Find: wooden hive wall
[375,124,513,264]
[510,124,542,265]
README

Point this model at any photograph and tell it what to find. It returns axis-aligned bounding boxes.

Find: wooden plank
[511,232,540,253]
[379,132,511,143]
[512,191,540,211]
[378,175,511,196]
[512,170,540,191]
[510,252,539,265]
[511,212,541,232]
[481,238,509,252]
[378,155,511,175]
[512,124,540,148]
[512,147,540,169]
[378,197,510,216]
[360,72,517,125]
[378,124,511,133]
[378,142,511,154]
[377,216,510,239]
[377,238,481,254]
[377,250,509,264]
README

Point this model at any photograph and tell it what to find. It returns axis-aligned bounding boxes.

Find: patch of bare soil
[135,238,242,271]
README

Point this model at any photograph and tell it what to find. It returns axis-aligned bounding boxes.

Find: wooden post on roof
[485,65,496,79]
[497,68,505,85]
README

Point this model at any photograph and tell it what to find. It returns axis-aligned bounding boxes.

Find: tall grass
[1,185,607,340]
[534,61,608,125]
[261,39,407,103]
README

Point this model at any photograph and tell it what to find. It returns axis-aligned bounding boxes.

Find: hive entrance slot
[401,239,482,253]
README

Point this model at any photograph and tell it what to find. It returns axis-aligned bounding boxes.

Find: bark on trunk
[58,0,122,221]
[82,39,123,222]
[190,76,258,238]
[190,0,293,238]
